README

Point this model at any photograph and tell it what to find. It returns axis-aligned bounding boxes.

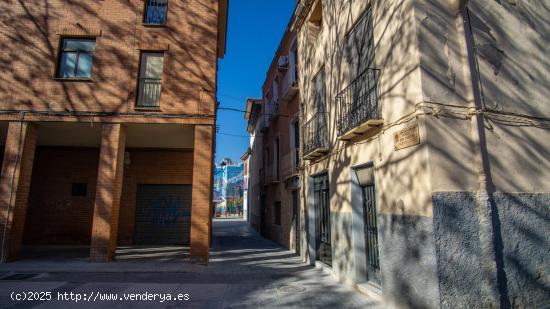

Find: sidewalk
[0,219,383,308]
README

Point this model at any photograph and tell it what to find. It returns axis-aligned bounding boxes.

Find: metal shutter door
[134,184,192,245]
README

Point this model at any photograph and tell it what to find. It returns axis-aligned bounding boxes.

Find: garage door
[134,184,192,245]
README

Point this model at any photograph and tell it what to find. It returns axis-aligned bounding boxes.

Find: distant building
[245,18,301,251]
[213,165,227,213]
[213,159,245,218]
[240,149,252,221]
[244,99,264,231]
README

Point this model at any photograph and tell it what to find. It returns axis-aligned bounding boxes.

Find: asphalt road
[0,219,382,308]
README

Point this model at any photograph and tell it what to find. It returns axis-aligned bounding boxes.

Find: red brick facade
[0,123,38,262]
[190,125,214,264]
[0,0,227,263]
[0,0,220,115]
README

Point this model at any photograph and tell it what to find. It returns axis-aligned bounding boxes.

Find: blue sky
[215,0,296,164]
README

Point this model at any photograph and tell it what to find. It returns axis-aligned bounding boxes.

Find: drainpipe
[452,0,501,307]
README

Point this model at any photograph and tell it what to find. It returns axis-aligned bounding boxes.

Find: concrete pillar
[0,122,37,262]
[90,123,126,262]
[190,125,214,264]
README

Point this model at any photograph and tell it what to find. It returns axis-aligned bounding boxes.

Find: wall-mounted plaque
[394,124,420,150]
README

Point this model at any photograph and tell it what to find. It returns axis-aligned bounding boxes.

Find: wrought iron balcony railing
[137,78,162,108]
[335,68,381,139]
[302,112,328,159]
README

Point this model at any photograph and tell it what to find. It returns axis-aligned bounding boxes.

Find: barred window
[144,0,168,25]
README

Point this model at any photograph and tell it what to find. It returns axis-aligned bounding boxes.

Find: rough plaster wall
[378,213,440,309]
[432,192,483,309]
[493,192,550,308]
[331,211,354,282]
[433,192,550,309]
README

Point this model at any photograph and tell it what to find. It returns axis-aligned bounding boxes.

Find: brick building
[0,0,228,264]
[246,23,301,251]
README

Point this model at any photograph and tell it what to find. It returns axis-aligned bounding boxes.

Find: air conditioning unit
[277,56,289,70]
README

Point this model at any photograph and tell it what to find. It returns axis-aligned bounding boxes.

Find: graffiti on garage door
[147,196,191,225]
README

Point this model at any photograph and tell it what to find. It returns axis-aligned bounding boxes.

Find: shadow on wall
[0,0,218,115]
[298,0,550,308]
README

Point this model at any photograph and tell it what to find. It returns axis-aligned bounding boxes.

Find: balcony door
[346,8,375,80]
[313,68,326,115]
[289,43,298,84]
[137,52,164,107]
[338,8,378,135]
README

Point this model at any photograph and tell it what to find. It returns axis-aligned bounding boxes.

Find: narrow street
[0,220,381,308]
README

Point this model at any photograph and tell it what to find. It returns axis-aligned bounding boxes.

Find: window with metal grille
[314,174,331,266]
[362,184,380,285]
[56,38,96,79]
[144,0,168,25]
[273,202,281,226]
[71,183,88,197]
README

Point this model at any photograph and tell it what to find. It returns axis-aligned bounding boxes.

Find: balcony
[265,166,280,184]
[303,112,329,160]
[268,99,280,121]
[335,68,383,141]
[281,64,299,103]
[137,78,162,108]
[258,114,268,133]
[281,153,299,180]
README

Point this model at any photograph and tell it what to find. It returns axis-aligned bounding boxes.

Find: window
[71,183,88,197]
[345,8,375,80]
[290,44,298,84]
[137,52,164,107]
[313,68,326,113]
[274,202,282,226]
[291,119,300,169]
[354,164,380,285]
[274,138,280,180]
[273,76,279,100]
[264,147,270,170]
[144,0,168,25]
[314,174,331,266]
[56,38,96,79]
[307,0,323,44]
